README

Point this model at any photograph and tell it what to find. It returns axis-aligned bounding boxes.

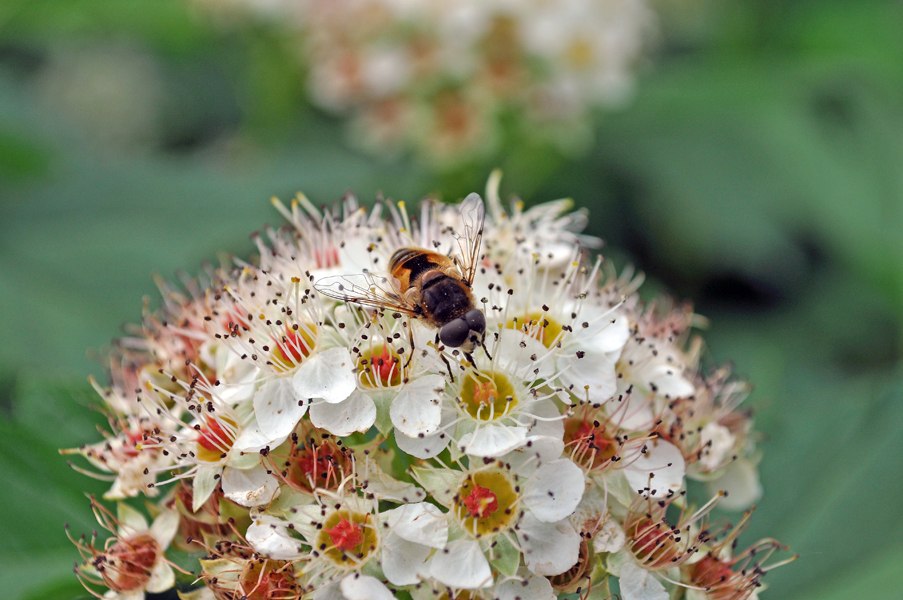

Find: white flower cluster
[194,0,656,163]
[68,175,792,599]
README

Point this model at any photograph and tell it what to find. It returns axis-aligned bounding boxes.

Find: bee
[315,193,487,355]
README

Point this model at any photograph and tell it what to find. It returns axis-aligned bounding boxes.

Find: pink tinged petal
[149,510,180,549]
[381,532,431,586]
[309,391,376,436]
[707,458,762,511]
[496,574,556,600]
[624,439,686,499]
[253,378,308,443]
[145,560,175,594]
[382,502,448,548]
[428,538,493,589]
[291,346,356,404]
[523,459,585,523]
[517,511,581,576]
[340,573,395,600]
[618,560,669,600]
[395,428,449,459]
[390,374,445,437]
[221,465,279,507]
[246,517,303,560]
[458,424,528,458]
[192,465,220,512]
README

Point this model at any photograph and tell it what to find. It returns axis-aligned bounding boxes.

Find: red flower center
[325,518,363,551]
[197,418,235,454]
[463,485,499,519]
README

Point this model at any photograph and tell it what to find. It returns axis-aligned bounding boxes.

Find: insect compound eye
[439,318,470,348]
[464,309,486,335]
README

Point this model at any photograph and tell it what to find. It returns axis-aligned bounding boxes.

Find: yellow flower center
[358,344,403,388]
[460,371,517,421]
[454,469,518,538]
[505,311,564,348]
[315,510,378,567]
[271,324,317,371]
[196,416,237,463]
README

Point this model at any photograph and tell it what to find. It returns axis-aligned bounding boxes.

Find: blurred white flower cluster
[67,174,792,599]
[194,0,656,163]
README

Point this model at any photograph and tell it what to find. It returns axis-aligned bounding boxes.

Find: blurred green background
[1,0,901,598]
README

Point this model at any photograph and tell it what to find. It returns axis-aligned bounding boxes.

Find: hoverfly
[315,193,487,359]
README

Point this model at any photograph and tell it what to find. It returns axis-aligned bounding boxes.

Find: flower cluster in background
[192,0,656,164]
[66,174,792,599]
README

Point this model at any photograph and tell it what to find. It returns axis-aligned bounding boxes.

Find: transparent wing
[451,192,485,286]
[314,271,420,317]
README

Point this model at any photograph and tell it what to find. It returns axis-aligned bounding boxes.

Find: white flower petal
[390,374,445,437]
[192,464,220,512]
[149,509,180,549]
[145,560,175,594]
[340,573,395,600]
[221,465,279,507]
[381,532,430,586]
[610,395,655,431]
[362,458,426,503]
[593,517,626,554]
[560,350,618,403]
[624,439,686,499]
[495,329,554,379]
[707,458,762,511]
[523,459,585,523]
[525,397,564,439]
[312,582,344,600]
[382,502,448,548]
[458,424,528,458]
[292,346,356,403]
[428,538,493,589]
[246,516,303,559]
[212,346,259,404]
[618,560,669,600]
[697,422,736,472]
[253,377,307,443]
[309,391,376,436]
[116,503,148,537]
[395,429,449,459]
[647,363,695,399]
[583,313,630,354]
[517,511,581,577]
[496,574,556,600]
[232,424,280,454]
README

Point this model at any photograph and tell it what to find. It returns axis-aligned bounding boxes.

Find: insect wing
[451,192,485,286]
[314,271,419,317]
